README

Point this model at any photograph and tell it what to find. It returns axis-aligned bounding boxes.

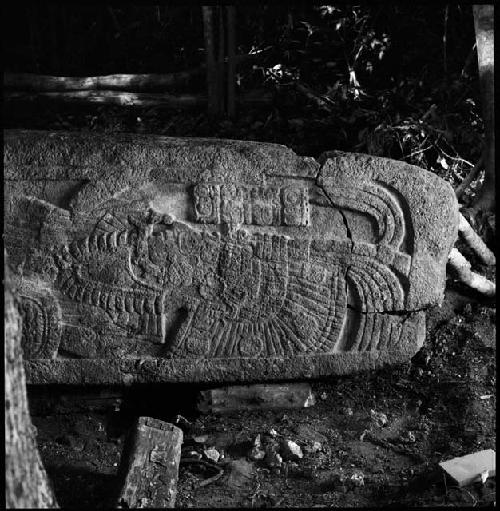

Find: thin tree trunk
[226,5,236,118]
[202,6,218,118]
[218,6,226,116]
[5,260,58,508]
[48,4,60,73]
[472,5,495,212]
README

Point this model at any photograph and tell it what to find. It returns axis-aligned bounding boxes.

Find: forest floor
[12,101,496,508]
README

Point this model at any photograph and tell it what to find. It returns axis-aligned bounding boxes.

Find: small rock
[350,472,365,487]
[265,451,283,469]
[401,431,416,443]
[249,445,266,461]
[342,407,353,416]
[203,447,220,463]
[248,434,266,461]
[269,428,278,437]
[320,392,328,400]
[370,409,388,427]
[193,435,208,444]
[281,440,304,461]
[311,441,322,453]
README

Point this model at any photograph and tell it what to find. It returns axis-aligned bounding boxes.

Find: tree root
[458,213,496,265]
[455,153,484,199]
[448,248,495,297]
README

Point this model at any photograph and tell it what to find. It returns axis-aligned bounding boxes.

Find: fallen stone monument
[3,130,459,384]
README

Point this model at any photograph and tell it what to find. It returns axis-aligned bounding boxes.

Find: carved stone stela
[3,131,459,384]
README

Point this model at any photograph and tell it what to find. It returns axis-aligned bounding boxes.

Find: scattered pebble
[370,409,388,427]
[401,431,416,443]
[265,451,283,469]
[311,441,322,453]
[320,392,328,400]
[203,447,220,463]
[193,435,208,444]
[350,472,365,487]
[248,435,266,461]
[342,407,354,416]
[281,440,304,461]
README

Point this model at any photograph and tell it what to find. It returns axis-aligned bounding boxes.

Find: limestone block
[3,130,459,384]
[439,449,496,487]
[197,383,315,413]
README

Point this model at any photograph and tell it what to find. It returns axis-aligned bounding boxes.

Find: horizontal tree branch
[4,90,274,108]
[4,50,273,92]
[4,69,203,92]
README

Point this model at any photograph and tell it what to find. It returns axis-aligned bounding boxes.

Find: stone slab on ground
[439,449,496,487]
[197,383,315,413]
[117,417,183,508]
[4,130,459,384]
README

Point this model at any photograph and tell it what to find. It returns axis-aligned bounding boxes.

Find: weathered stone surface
[117,417,183,508]
[3,130,459,384]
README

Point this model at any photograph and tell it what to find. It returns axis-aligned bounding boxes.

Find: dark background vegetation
[4,3,484,204]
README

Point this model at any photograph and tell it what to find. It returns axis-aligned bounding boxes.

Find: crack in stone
[346,303,428,316]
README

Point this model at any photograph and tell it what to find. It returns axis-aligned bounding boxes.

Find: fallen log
[4,69,203,92]
[4,51,272,92]
[458,213,496,266]
[4,89,274,108]
[117,417,183,509]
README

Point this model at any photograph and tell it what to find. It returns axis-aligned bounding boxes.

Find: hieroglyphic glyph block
[3,130,459,384]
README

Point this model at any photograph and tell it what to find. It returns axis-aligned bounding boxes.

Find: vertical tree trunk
[472,5,495,212]
[218,6,226,116]
[202,6,218,118]
[48,4,60,73]
[226,5,236,118]
[5,261,57,509]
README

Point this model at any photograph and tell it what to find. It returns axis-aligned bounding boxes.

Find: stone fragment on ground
[280,439,304,461]
[439,449,496,487]
[203,447,221,463]
[198,383,315,413]
[248,435,266,461]
[117,417,183,508]
[4,130,459,385]
[370,409,388,427]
